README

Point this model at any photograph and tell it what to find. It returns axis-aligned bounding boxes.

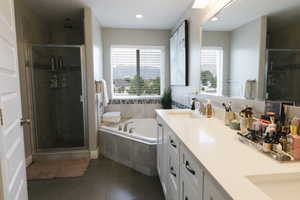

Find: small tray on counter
[236,132,294,162]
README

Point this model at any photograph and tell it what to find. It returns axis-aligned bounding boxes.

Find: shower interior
[31,45,87,152]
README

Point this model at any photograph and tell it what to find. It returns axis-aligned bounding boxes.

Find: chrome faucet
[129,127,135,134]
[123,121,134,132]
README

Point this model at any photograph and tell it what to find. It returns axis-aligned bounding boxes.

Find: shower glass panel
[31,45,86,151]
[266,49,300,105]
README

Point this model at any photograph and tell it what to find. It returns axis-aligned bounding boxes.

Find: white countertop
[156,109,300,200]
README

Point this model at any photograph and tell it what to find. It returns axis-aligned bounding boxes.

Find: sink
[167,110,195,118]
[168,110,192,115]
[247,173,300,200]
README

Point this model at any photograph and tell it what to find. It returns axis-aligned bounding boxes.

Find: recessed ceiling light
[136,14,143,19]
[211,17,219,22]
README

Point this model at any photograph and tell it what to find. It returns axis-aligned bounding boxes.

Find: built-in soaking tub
[98,118,157,176]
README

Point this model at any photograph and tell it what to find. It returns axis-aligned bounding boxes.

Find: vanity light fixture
[211,17,218,21]
[136,14,143,19]
[192,0,209,8]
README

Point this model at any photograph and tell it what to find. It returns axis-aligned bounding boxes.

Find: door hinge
[0,109,3,126]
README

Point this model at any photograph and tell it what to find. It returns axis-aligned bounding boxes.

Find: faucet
[129,127,135,134]
[123,121,134,132]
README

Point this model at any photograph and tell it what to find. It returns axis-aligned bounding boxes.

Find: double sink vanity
[156,109,300,200]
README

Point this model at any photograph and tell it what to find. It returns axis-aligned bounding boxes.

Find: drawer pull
[158,123,163,127]
[170,167,176,177]
[185,161,196,175]
[170,139,177,148]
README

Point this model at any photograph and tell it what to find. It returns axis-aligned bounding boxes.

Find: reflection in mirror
[266,9,300,106]
[201,0,300,105]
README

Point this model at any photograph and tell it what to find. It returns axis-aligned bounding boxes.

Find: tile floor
[28,157,165,200]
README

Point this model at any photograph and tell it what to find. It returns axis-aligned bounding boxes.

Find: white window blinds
[111,47,162,97]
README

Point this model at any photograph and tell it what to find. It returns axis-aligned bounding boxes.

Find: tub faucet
[129,127,135,134]
[123,121,134,132]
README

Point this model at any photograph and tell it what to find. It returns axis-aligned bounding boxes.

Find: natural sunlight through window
[111,46,164,97]
[200,47,223,95]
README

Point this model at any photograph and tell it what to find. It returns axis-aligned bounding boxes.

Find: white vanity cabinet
[167,128,180,200]
[204,174,232,200]
[157,116,168,196]
[156,116,232,200]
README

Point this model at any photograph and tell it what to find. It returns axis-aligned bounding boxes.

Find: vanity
[156,109,300,200]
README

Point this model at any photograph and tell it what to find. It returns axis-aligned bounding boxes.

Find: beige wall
[102,27,171,98]
[14,0,50,159]
[84,8,104,157]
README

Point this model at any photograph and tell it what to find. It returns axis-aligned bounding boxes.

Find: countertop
[156,109,300,200]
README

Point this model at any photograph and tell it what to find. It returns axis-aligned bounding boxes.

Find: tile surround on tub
[105,99,161,119]
[109,98,161,105]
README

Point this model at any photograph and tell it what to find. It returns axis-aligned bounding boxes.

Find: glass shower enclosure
[265,49,300,105]
[31,45,87,152]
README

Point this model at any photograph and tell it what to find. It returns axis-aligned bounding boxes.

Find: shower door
[31,45,87,151]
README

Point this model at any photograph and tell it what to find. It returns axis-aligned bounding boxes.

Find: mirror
[201,0,300,105]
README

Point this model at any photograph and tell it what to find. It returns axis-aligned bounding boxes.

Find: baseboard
[26,155,33,167]
[90,147,99,159]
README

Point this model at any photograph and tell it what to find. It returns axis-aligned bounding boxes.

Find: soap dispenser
[206,100,213,118]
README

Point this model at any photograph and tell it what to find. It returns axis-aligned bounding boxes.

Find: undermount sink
[168,110,192,115]
[247,173,300,200]
[167,110,194,118]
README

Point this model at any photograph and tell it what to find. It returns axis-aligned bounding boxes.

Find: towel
[103,112,121,123]
[100,79,109,107]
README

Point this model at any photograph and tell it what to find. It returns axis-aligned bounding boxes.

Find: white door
[0,0,28,199]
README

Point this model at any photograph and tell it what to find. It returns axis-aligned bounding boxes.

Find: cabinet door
[204,175,232,200]
[157,117,167,195]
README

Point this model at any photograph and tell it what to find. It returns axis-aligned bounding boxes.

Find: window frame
[200,46,224,96]
[110,45,165,99]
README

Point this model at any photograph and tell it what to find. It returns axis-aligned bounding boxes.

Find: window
[200,47,223,95]
[111,46,163,97]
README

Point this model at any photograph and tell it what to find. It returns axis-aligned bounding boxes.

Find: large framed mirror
[200,0,300,106]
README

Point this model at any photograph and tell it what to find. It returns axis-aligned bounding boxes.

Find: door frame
[29,44,89,153]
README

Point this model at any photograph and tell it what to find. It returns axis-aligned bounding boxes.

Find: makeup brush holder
[225,112,235,126]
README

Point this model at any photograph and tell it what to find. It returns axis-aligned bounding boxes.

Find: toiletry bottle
[263,133,272,152]
[206,100,212,118]
[191,98,196,110]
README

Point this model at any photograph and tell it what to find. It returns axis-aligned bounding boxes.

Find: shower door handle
[20,118,31,126]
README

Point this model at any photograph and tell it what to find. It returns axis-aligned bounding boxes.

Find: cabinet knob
[185,197,188,200]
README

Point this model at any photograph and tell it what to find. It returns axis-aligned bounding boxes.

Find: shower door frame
[30,44,88,153]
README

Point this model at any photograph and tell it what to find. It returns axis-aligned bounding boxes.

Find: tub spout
[123,121,134,132]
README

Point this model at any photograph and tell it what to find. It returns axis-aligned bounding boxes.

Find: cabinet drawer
[204,174,232,200]
[181,144,204,188]
[181,171,202,200]
[169,150,180,189]
[168,130,180,156]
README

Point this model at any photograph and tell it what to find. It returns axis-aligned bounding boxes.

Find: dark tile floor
[28,157,165,200]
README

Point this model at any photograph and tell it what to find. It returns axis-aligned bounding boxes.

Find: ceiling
[26,0,194,30]
[203,0,300,31]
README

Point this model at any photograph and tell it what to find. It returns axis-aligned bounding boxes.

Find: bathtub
[98,118,157,176]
